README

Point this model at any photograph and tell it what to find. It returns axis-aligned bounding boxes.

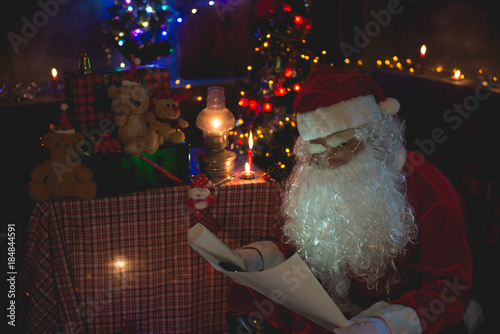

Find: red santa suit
[226,150,472,334]
[226,66,472,334]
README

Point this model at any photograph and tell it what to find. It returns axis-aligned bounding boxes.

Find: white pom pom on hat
[379,97,400,115]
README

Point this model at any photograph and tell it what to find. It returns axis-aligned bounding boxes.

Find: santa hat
[294,64,400,141]
[53,103,75,134]
[190,174,212,189]
[122,56,141,86]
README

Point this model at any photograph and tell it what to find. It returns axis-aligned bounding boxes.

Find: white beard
[282,144,416,304]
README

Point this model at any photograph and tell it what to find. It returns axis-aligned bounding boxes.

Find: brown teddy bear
[152,88,191,145]
[29,108,97,202]
[108,82,160,156]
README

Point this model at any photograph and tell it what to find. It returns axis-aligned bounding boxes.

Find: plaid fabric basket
[64,66,170,130]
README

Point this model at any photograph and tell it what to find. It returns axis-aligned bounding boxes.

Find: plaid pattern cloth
[64,66,170,130]
[21,178,283,333]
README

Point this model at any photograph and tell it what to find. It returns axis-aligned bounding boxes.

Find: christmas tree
[103,0,178,64]
[231,0,330,181]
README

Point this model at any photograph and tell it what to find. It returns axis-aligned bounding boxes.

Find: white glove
[333,317,391,334]
[233,247,263,272]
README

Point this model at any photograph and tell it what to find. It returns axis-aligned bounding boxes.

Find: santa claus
[226,65,472,334]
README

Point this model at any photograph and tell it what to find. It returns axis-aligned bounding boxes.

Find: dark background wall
[1,0,499,86]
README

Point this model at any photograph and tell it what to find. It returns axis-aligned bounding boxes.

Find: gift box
[64,66,170,130]
[86,142,190,197]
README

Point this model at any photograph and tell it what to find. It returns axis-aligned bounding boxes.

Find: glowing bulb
[420,45,426,55]
[51,68,57,78]
[212,119,220,129]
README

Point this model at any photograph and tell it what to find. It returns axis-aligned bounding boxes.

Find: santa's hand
[233,247,263,272]
[333,317,390,334]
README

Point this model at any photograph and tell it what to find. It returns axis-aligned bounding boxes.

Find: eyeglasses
[307,139,362,169]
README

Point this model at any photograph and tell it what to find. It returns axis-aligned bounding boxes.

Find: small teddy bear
[152,88,191,145]
[108,57,160,156]
[29,106,97,202]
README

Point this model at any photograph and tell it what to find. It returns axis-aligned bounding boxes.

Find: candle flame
[245,162,250,172]
[420,45,426,55]
[454,69,461,79]
[51,68,57,77]
[249,131,253,149]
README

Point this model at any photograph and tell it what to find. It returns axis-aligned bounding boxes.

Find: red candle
[247,132,253,171]
[52,68,58,98]
[420,45,426,75]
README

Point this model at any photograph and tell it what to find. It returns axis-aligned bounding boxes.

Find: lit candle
[52,68,58,98]
[451,69,464,81]
[241,162,255,180]
[420,45,426,75]
[247,131,253,171]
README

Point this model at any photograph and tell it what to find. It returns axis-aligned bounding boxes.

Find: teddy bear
[151,88,191,145]
[29,123,98,202]
[108,82,160,156]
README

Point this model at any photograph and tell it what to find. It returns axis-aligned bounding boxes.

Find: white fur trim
[297,95,381,141]
[121,80,141,86]
[354,301,423,334]
[244,241,285,270]
[54,129,76,134]
[396,147,407,172]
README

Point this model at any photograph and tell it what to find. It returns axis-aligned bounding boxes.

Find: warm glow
[116,260,126,268]
[436,66,443,73]
[420,45,427,55]
[245,162,250,172]
[212,118,220,129]
[51,68,57,78]
[453,69,461,79]
[249,132,253,149]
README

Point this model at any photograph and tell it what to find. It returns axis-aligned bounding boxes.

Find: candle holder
[196,87,236,180]
[241,162,256,180]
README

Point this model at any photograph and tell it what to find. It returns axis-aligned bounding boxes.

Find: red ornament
[239,98,248,107]
[248,100,258,109]
[283,4,291,12]
[263,102,272,112]
[293,83,302,92]
[284,68,294,78]
[275,86,287,96]
[294,15,303,24]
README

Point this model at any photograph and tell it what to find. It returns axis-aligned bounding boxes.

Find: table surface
[20,176,283,333]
